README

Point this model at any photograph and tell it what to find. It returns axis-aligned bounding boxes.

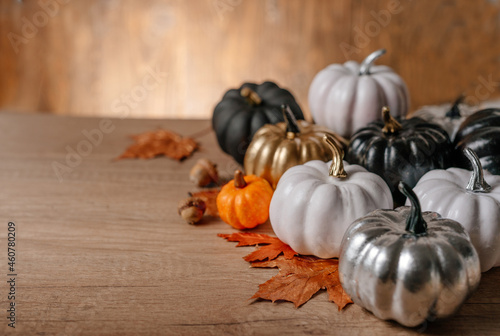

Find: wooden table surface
[1,112,499,335]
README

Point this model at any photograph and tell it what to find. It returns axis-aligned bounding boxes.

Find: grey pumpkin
[339,182,481,328]
[411,94,476,140]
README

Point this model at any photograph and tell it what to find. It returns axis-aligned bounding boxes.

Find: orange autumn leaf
[190,189,220,217]
[219,232,352,310]
[218,232,297,262]
[117,129,198,161]
[251,256,352,310]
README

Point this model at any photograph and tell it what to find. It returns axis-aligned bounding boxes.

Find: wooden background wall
[1,0,499,119]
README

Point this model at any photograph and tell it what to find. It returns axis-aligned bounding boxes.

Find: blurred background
[1,0,499,120]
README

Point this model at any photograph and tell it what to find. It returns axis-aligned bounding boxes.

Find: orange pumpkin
[216,170,273,229]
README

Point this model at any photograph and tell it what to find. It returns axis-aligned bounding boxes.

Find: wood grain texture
[0,0,499,119]
[0,112,499,335]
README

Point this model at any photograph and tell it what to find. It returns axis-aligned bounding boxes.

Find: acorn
[189,158,219,187]
[178,197,206,224]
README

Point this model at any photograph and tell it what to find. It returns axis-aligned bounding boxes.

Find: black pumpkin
[454,108,500,175]
[212,81,304,164]
[346,107,453,205]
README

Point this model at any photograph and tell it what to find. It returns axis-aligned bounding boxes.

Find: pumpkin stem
[281,104,301,139]
[381,106,402,134]
[465,148,491,193]
[323,135,347,178]
[234,170,247,188]
[445,94,465,119]
[240,87,262,106]
[359,49,386,75]
[398,182,427,235]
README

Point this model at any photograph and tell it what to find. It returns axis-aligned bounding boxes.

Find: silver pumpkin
[339,182,481,328]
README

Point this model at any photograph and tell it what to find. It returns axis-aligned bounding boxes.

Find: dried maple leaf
[218,232,296,262]
[117,129,198,161]
[251,256,352,310]
[219,232,352,309]
[190,189,220,217]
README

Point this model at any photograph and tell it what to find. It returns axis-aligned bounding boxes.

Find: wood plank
[2,0,499,118]
[0,112,499,335]
[0,0,351,119]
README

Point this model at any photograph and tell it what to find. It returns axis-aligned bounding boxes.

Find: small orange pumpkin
[216,170,273,229]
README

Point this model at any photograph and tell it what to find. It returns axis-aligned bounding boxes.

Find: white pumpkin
[269,135,393,258]
[412,95,476,140]
[409,148,500,272]
[308,49,410,138]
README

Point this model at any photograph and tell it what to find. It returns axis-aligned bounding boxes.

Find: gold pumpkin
[243,104,347,189]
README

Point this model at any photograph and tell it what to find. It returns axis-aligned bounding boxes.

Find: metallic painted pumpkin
[308,49,410,138]
[346,106,453,205]
[244,105,347,189]
[410,148,500,272]
[269,135,393,258]
[412,95,476,140]
[454,108,500,175]
[212,81,304,164]
[339,182,481,328]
